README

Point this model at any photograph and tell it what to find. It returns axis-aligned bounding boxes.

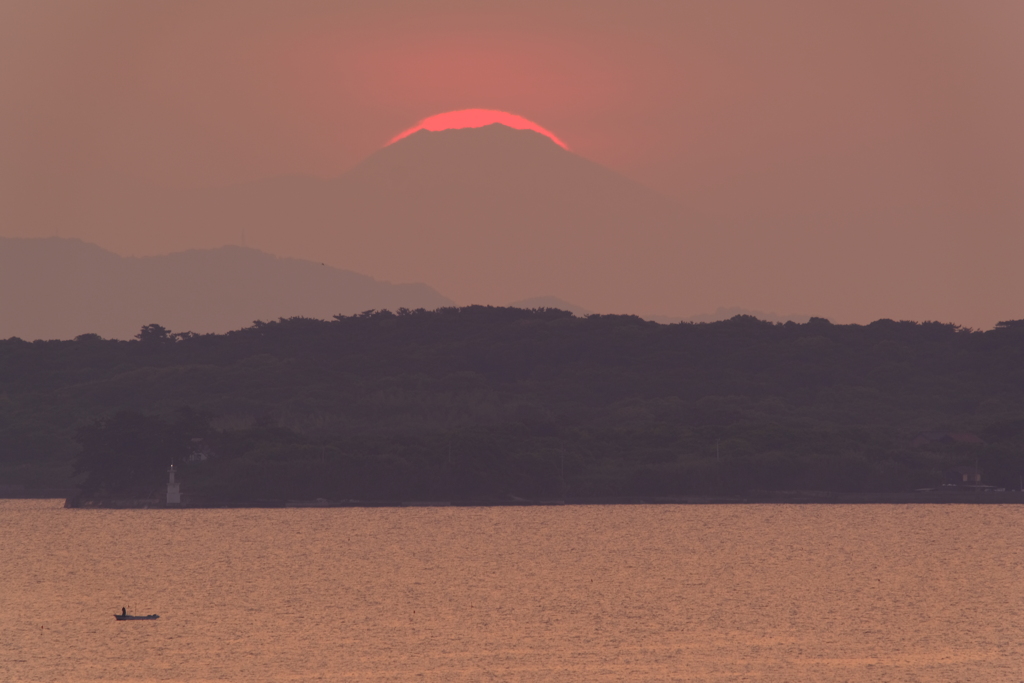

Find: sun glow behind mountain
[387,109,569,149]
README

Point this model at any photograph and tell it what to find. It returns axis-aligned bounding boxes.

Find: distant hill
[23,124,720,319]
[0,237,452,340]
[311,124,713,315]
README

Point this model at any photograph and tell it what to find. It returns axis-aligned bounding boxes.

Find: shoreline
[57,490,1024,508]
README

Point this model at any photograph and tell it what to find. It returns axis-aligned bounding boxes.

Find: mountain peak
[395,122,563,146]
[359,123,570,175]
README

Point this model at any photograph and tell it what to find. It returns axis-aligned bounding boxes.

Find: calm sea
[1,500,1022,682]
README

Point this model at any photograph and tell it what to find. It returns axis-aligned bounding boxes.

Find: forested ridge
[2,307,1023,502]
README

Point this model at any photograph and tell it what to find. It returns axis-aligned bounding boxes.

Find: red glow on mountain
[387,109,568,149]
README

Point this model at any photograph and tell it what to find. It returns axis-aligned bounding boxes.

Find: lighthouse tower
[166,464,181,506]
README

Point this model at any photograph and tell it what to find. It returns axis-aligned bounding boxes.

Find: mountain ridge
[0,237,452,340]
[255,124,719,316]
[10,124,724,320]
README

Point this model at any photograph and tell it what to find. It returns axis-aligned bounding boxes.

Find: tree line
[2,307,1023,501]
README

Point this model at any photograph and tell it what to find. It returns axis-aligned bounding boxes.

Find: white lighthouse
[166,464,181,506]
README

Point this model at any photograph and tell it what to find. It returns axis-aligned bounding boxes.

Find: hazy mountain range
[1,125,814,339]
[0,237,811,341]
[0,238,452,340]
[23,124,725,320]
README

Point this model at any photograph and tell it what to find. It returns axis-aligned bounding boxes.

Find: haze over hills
[21,124,725,320]
[0,238,452,340]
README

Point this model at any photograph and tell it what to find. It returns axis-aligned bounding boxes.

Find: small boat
[114,614,160,621]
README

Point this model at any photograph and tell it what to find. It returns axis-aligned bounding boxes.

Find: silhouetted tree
[136,324,173,344]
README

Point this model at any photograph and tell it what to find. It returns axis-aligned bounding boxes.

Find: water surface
[2,500,1021,681]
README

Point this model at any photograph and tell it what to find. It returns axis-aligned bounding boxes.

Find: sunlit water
[1,500,1022,682]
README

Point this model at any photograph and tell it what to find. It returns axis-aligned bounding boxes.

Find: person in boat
[122,607,126,616]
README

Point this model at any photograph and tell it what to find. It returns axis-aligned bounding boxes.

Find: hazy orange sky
[2,1,1023,328]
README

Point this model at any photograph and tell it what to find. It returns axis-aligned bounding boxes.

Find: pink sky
[1,1,1023,327]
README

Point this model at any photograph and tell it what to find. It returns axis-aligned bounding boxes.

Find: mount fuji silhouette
[151,123,722,317]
